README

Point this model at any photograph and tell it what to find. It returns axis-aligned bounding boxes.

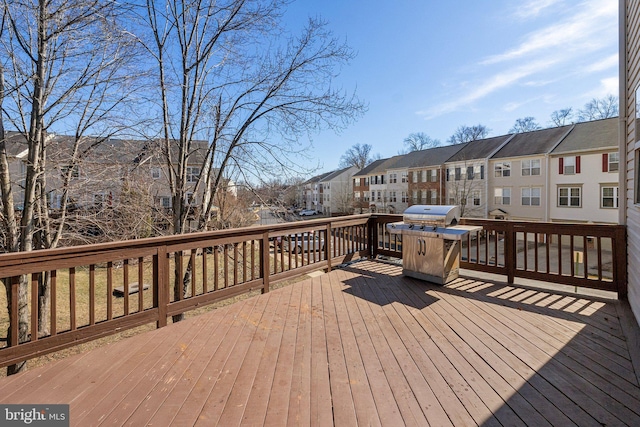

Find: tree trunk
[4,275,30,375]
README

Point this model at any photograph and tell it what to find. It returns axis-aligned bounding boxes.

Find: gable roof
[319,166,357,182]
[550,117,618,154]
[302,171,333,185]
[445,135,512,163]
[491,125,573,159]
[396,143,468,169]
[353,158,393,177]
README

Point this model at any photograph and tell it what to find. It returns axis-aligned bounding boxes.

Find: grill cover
[402,205,459,227]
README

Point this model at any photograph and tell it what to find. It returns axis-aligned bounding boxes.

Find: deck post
[615,225,628,299]
[261,231,270,294]
[368,216,378,259]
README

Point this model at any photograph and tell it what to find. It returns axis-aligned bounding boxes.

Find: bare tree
[0,0,138,374]
[447,124,489,144]
[402,132,441,153]
[139,1,364,321]
[550,108,574,126]
[578,95,619,121]
[509,117,541,133]
[339,143,379,170]
[445,161,485,218]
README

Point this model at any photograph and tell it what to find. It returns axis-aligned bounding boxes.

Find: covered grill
[387,205,481,284]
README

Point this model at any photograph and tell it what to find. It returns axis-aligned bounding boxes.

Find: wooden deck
[1,260,639,426]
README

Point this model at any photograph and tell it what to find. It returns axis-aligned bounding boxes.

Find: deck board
[1,260,640,427]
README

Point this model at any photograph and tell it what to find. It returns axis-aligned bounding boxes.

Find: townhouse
[317,166,359,216]
[487,125,573,221]
[548,118,619,224]
[443,136,511,218]
[301,171,331,211]
[407,144,468,209]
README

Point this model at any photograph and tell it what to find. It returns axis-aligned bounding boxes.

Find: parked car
[299,209,317,216]
[278,233,325,253]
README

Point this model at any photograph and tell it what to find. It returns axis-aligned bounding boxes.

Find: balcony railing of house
[0,214,626,369]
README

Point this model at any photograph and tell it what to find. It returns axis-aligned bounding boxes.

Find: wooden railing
[369,216,627,298]
[0,214,627,369]
[0,215,369,368]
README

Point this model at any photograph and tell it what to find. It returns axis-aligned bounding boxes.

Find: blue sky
[283,0,618,174]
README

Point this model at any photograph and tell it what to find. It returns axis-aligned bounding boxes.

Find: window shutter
[481,165,484,179]
[559,157,564,174]
[576,156,581,174]
[446,169,449,181]
[602,153,609,172]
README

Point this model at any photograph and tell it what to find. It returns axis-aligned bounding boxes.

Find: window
[401,192,408,203]
[412,171,418,183]
[558,186,581,207]
[61,165,79,179]
[159,196,171,208]
[455,167,461,181]
[389,191,397,203]
[521,187,541,206]
[186,167,200,183]
[472,191,481,206]
[522,159,541,176]
[494,188,511,205]
[364,192,370,202]
[151,167,161,179]
[601,186,619,208]
[467,166,474,180]
[603,152,619,172]
[49,192,62,209]
[412,190,418,201]
[494,162,511,177]
[377,191,382,201]
[431,190,438,205]
[421,170,427,182]
[401,172,408,183]
[94,193,105,208]
[389,173,397,184]
[421,189,427,202]
[559,156,580,175]
[428,169,437,182]
[186,192,197,205]
[475,165,484,179]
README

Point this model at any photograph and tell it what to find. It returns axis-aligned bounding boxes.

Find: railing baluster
[534,233,539,272]
[233,243,239,286]
[124,260,130,314]
[224,245,229,289]
[69,267,76,331]
[597,236,603,281]
[545,234,550,274]
[175,252,183,300]
[190,249,196,297]
[90,265,96,325]
[51,270,57,336]
[214,246,219,291]
[242,241,247,283]
[107,262,113,320]
[203,248,208,293]
[583,236,589,279]
[570,234,575,277]
[138,257,144,312]
[30,273,38,341]
[557,234,562,276]
[10,277,18,346]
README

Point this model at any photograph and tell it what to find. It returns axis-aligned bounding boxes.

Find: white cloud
[420,0,617,120]
[418,58,559,119]
[482,1,616,66]
[583,54,618,73]
[514,0,564,20]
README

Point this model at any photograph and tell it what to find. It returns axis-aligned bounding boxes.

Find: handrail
[0,214,371,369]
[0,213,627,370]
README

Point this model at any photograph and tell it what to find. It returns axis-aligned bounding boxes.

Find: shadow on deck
[0,260,638,426]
